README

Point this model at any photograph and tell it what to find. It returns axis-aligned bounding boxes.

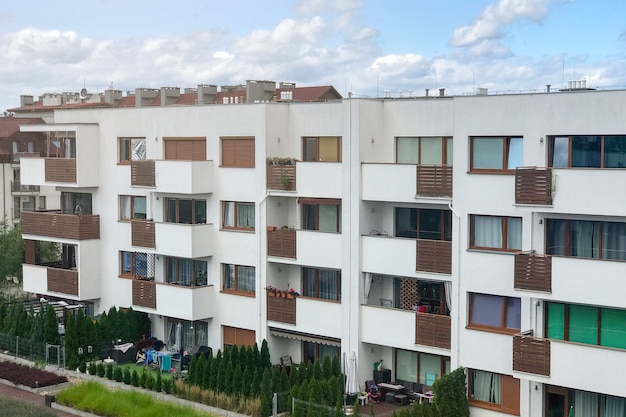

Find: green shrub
[145,373,154,390]
[113,367,123,382]
[123,367,132,385]
[131,369,139,387]
[78,361,87,374]
[154,371,162,392]
[138,368,146,388]
[162,378,173,394]
[97,363,105,378]
[88,362,97,376]
[105,364,113,380]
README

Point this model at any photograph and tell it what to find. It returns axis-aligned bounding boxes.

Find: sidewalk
[0,382,77,417]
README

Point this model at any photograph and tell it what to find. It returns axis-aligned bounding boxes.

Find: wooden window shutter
[221,137,255,167]
[501,375,520,415]
[223,326,256,347]
[221,139,236,166]
[164,137,206,161]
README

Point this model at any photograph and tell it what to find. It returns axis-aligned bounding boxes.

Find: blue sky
[1,0,625,111]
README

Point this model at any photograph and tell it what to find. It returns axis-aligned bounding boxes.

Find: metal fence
[0,332,48,364]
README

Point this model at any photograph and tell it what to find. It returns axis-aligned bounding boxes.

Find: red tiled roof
[8,100,114,113]
[275,86,342,102]
[0,117,46,138]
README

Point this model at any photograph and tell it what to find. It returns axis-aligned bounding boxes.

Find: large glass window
[396,137,453,165]
[165,257,207,286]
[302,137,342,162]
[469,369,520,415]
[62,192,93,215]
[546,219,626,261]
[120,251,154,280]
[301,201,341,233]
[222,201,255,230]
[395,349,449,386]
[120,195,146,220]
[395,208,452,240]
[547,302,626,350]
[303,341,340,364]
[470,136,523,172]
[549,135,626,168]
[119,138,146,163]
[302,267,341,301]
[166,198,206,224]
[470,215,522,251]
[469,293,521,332]
[223,264,255,294]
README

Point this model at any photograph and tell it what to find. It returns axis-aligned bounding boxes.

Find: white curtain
[444,281,452,312]
[601,394,626,417]
[364,273,373,304]
[575,390,599,417]
[396,137,418,163]
[131,138,146,160]
[571,221,599,258]
[166,320,175,347]
[319,269,339,300]
[238,266,255,292]
[507,217,523,250]
[224,202,234,227]
[120,196,130,220]
[472,370,500,404]
[602,222,626,261]
[474,216,502,248]
[237,203,255,228]
[179,259,193,286]
[194,322,208,347]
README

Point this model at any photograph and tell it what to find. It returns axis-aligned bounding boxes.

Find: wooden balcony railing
[267,294,296,324]
[416,165,453,197]
[132,279,157,309]
[514,252,552,292]
[267,228,296,258]
[45,158,77,183]
[47,268,78,296]
[131,160,156,187]
[416,239,452,274]
[267,163,296,191]
[513,331,550,376]
[415,312,451,349]
[21,211,100,240]
[515,167,553,205]
[131,219,156,248]
[10,180,40,193]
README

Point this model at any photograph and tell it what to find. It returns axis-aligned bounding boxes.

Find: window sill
[467,170,516,175]
[467,248,519,255]
[220,227,256,233]
[469,399,519,416]
[220,289,256,297]
[466,325,519,336]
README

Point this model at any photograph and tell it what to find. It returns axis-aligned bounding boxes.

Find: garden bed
[0,360,70,394]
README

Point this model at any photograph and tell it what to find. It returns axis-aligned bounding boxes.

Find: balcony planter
[267,226,277,232]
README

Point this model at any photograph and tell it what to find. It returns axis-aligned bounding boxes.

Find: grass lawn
[111,362,177,381]
[0,396,57,417]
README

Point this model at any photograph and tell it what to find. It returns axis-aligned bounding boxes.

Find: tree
[432,367,469,417]
[0,220,24,284]
[260,339,271,369]
[260,368,272,417]
[43,304,60,345]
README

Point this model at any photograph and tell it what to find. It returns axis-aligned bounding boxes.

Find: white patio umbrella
[345,352,360,396]
[173,322,182,352]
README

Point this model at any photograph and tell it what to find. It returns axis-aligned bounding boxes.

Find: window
[120,195,147,220]
[546,219,626,261]
[163,137,206,161]
[165,257,207,286]
[469,369,520,415]
[223,264,255,294]
[395,349,450,386]
[120,251,155,279]
[395,208,452,239]
[38,196,46,210]
[469,293,521,332]
[221,136,255,167]
[549,135,626,168]
[547,302,626,350]
[303,136,342,162]
[167,319,208,349]
[303,341,340,364]
[300,198,341,232]
[165,198,206,224]
[396,137,453,165]
[302,267,341,301]
[222,202,255,230]
[470,136,523,172]
[470,215,522,251]
[61,192,92,215]
[223,326,256,348]
[119,138,146,164]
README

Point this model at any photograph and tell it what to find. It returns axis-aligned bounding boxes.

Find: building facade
[16,84,626,417]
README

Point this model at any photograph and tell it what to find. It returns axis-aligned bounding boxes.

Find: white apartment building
[16,84,626,417]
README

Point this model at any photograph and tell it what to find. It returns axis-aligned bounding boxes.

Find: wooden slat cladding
[515,167,553,205]
[132,279,157,309]
[513,333,550,376]
[267,163,296,190]
[266,294,296,324]
[164,137,207,161]
[221,137,255,168]
[514,252,552,292]
[416,239,452,274]
[131,220,156,248]
[415,312,451,349]
[131,160,156,187]
[47,268,78,296]
[45,158,76,183]
[416,165,453,197]
[223,326,256,347]
[21,211,100,240]
[267,228,296,258]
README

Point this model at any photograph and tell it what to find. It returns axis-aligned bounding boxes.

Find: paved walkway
[0,382,77,417]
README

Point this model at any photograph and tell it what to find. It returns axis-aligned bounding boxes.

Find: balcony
[131,160,214,193]
[267,294,296,324]
[362,163,416,203]
[268,228,296,258]
[416,239,452,274]
[267,162,296,191]
[515,167,553,205]
[294,297,342,339]
[361,305,416,349]
[21,211,100,240]
[132,279,156,309]
[514,252,552,292]
[415,312,451,349]
[416,165,453,197]
[46,158,77,183]
[131,160,155,187]
[155,222,213,258]
[296,230,342,268]
[362,235,417,277]
[132,220,155,248]
[513,331,550,376]
[10,180,40,193]
[297,162,341,198]
[47,266,79,296]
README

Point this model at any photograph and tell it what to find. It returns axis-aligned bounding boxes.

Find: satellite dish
[80,88,88,97]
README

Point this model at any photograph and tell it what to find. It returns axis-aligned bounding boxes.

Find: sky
[1,0,625,112]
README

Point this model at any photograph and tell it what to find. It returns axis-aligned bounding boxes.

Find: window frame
[468,369,520,415]
[394,207,452,240]
[468,293,521,334]
[301,267,341,301]
[119,251,153,280]
[301,202,342,233]
[222,201,255,231]
[222,263,256,295]
[220,136,255,168]
[546,218,626,261]
[548,135,626,169]
[118,137,146,164]
[165,257,208,287]
[302,341,340,364]
[302,136,342,162]
[119,195,147,221]
[395,136,453,165]
[469,136,523,173]
[165,198,207,224]
[469,214,522,252]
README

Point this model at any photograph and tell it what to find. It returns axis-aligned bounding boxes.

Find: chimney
[20,95,34,107]
[105,89,123,105]
[246,80,276,103]
[197,84,217,104]
[439,88,445,97]
[160,87,180,106]
[546,84,551,93]
[425,89,429,97]
[135,88,159,107]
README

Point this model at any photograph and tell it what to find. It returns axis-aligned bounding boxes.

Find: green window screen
[601,308,626,349]
[569,305,598,344]
[546,303,565,340]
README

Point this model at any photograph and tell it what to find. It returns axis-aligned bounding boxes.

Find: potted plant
[286,288,300,299]
[281,172,292,190]
[265,286,277,297]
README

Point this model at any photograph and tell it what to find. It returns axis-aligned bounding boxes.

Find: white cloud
[450,0,552,47]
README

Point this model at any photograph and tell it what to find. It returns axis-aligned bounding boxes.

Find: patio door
[546,386,568,417]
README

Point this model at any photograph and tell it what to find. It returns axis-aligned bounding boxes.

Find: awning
[270,328,341,347]
[297,197,341,205]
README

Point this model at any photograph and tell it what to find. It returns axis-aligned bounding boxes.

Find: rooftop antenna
[80,77,87,98]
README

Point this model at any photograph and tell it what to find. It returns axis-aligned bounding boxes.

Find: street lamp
[5,275,19,303]
[58,323,66,369]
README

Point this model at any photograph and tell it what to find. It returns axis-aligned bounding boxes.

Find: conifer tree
[250,368,261,397]
[187,354,199,386]
[209,351,220,390]
[331,355,341,377]
[43,303,60,345]
[224,360,234,395]
[260,368,272,417]
[322,355,332,380]
[217,350,228,392]
[241,367,251,398]
[232,364,243,396]
[239,345,249,372]
[204,354,213,390]
[252,342,261,374]
[230,344,239,367]
[313,360,322,381]
[260,339,271,369]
